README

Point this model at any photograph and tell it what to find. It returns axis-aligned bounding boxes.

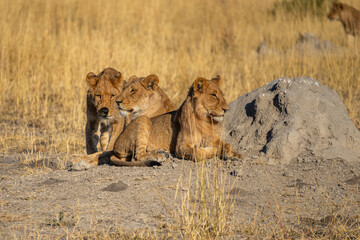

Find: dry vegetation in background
[1,0,359,156]
[1,0,360,238]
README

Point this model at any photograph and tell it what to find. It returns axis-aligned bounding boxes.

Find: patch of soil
[1,77,360,238]
[1,155,359,238]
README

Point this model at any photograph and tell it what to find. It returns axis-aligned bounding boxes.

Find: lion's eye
[130,89,136,94]
[211,94,217,98]
[96,95,101,99]
[111,95,115,99]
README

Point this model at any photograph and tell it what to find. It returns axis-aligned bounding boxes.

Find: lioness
[110,76,242,167]
[73,74,176,168]
[85,68,125,154]
[116,74,177,120]
[327,2,360,37]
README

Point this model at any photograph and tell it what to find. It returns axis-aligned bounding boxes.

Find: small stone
[344,176,360,186]
[103,181,128,192]
[230,170,237,176]
[41,178,67,186]
[71,160,91,171]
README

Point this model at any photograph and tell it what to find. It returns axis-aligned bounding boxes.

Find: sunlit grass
[1,0,360,238]
[1,0,359,156]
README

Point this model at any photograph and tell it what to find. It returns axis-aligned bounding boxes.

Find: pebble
[71,160,91,171]
[103,181,128,192]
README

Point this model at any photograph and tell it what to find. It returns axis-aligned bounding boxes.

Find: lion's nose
[222,106,229,113]
[99,107,109,116]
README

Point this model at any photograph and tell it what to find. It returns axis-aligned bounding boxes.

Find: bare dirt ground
[1,77,360,239]
[1,153,360,238]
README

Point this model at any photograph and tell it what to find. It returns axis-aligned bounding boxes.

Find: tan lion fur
[328,2,360,37]
[109,75,242,167]
[116,74,176,121]
[74,73,176,166]
[85,68,126,154]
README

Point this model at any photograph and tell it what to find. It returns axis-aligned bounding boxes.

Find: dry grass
[2,160,359,239]
[169,160,234,239]
[1,0,359,156]
[1,0,360,238]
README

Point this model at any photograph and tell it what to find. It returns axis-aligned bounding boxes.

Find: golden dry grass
[1,0,360,238]
[0,0,359,156]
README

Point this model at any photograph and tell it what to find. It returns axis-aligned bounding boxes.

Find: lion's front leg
[72,151,103,166]
[176,143,217,161]
[132,117,152,161]
[216,139,242,160]
[100,131,110,151]
[86,121,100,154]
[99,121,113,151]
[194,147,217,161]
[105,119,125,151]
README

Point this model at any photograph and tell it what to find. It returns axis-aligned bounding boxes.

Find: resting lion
[85,68,126,154]
[327,2,360,37]
[110,75,242,167]
[116,74,177,120]
[73,74,176,167]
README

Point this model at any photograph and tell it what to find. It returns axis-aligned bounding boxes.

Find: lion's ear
[110,72,123,88]
[128,75,138,83]
[298,32,304,41]
[142,74,159,90]
[86,72,99,87]
[211,75,222,86]
[193,77,208,93]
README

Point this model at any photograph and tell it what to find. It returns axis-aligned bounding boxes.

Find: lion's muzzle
[98,107,109,118]
[116,100,134,116]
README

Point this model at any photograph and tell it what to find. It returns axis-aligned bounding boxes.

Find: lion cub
[110,76,242,167]
[73,74,176,168]
[85,68,125,154]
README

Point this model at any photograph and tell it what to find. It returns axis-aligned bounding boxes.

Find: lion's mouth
[210,113,224,117]
[100,117,112,120]
[98,114,112,119]
[209,113,224,122]
[118,106,133,112]
[97,111,112,119]
[118,107,134,116]
[123,108,134,113]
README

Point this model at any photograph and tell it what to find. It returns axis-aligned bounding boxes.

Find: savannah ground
[0,0,360,239]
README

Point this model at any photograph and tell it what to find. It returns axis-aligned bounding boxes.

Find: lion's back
[147,111,178,152]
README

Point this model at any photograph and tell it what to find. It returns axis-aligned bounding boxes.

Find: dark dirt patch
[103,181,128,192]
